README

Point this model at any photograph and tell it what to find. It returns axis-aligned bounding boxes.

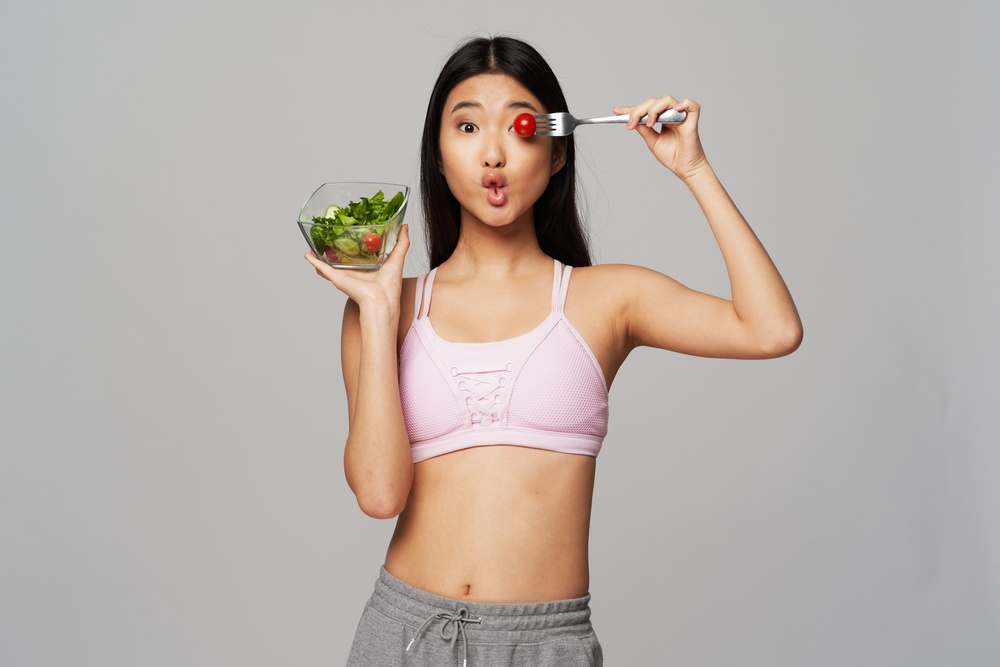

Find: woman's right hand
[304,224,411,316]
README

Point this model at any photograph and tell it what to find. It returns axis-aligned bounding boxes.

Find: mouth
[482,173,506,206]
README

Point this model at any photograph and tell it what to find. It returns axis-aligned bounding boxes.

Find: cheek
[523,139,554,170]
[519,145,556,189]
[439,160,464,191]
[438,136,471,177]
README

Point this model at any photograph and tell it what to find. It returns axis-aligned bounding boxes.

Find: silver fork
[533,109,686,136]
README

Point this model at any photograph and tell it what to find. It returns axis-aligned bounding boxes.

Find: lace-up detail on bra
[398,259,609,462]
[454,363,513,427]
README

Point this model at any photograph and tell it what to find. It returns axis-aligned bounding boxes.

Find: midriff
[383,444,596,603]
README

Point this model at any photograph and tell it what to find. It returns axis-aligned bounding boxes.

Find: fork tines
[532,114,561,136]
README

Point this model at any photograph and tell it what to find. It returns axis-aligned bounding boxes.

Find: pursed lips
[483,173,506,206]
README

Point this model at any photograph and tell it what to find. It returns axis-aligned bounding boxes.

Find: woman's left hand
[613,96,707,182]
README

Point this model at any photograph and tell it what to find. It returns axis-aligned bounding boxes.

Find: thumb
[397,223,411,253]
[634,123,660,151]
[385,223,411,268]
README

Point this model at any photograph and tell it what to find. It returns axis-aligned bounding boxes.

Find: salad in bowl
[298,182,409,269]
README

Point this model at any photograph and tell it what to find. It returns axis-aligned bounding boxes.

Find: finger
[629,98,658,129]
[672,98,700,113]
[313,264,340,286]
[614,106,639,129]
[305,251,345,283]
[649,95,680,126]
[671,98,700,127]
[616,99,653,130]
[305,252,325,270]
[306,252,331,274]
[313,263,341,284]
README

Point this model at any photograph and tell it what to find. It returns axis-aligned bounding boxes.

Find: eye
[459,122,477,133]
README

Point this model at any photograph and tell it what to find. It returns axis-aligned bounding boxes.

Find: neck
[446,210,549,279]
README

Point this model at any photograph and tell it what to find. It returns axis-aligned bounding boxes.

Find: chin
[462,204,529,230]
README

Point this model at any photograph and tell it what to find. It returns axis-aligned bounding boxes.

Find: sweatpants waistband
[371,566,594,636]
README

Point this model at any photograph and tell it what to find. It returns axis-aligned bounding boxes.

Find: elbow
[352,481,410,519]
[758,319,803,358]
[357,495,407,520]
[344,439,413,519]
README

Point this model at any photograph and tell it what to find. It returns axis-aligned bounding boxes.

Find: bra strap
[553,261,573,313]
[550,259,563,312]
[411,273,426,326]
[419,268,438,320]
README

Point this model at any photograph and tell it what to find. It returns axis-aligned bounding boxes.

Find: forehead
[443,74,543,114]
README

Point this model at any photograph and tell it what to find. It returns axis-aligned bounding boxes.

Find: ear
[550,138,567,176]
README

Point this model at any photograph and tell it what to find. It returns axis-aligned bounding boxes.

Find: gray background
[2,1,997,665]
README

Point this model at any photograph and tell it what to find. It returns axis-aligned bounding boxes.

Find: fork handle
[580,110,687,125]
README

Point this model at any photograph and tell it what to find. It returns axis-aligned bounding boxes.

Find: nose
[482,130,505,169]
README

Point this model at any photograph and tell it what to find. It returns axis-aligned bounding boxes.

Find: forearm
[684,164,802,354]
[343,302,413,518]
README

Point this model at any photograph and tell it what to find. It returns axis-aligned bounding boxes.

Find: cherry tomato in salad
[324,246,339,262]
[513,113,536,137]
[363,233,382,254]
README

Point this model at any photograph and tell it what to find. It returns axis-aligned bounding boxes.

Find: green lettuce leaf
[309,189,404,256]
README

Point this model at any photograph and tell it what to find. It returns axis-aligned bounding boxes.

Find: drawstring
[405,607,483,666]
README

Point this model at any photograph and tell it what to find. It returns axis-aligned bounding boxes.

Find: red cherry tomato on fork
[363,233,382,254]
[513,113,536,137]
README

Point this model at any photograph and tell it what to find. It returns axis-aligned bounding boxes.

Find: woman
[306,36,801,667]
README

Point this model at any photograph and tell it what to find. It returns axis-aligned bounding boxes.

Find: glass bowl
[297,182,409,269]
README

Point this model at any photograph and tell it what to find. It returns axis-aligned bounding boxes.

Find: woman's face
[438,74,565,231]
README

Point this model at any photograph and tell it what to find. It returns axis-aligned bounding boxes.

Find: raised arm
[611,96,802,359]
[305,226,413,518]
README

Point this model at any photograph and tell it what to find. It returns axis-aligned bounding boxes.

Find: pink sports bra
[398,259,609,463]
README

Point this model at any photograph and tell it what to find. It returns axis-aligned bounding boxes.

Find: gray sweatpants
[346,567,602,667]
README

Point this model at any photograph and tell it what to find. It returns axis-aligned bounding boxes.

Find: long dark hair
[420,36,591,268]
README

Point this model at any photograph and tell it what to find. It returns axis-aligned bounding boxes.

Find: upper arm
[340,297,362,426]
[340,277,419,427]
[609,264,785,359]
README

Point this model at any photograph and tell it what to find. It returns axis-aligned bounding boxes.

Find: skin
[305,74,802,603]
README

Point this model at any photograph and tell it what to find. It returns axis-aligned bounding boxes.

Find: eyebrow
[448,101,540,115]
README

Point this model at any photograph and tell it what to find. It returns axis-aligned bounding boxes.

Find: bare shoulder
[572,262,675,281]
[569,263,686,305]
